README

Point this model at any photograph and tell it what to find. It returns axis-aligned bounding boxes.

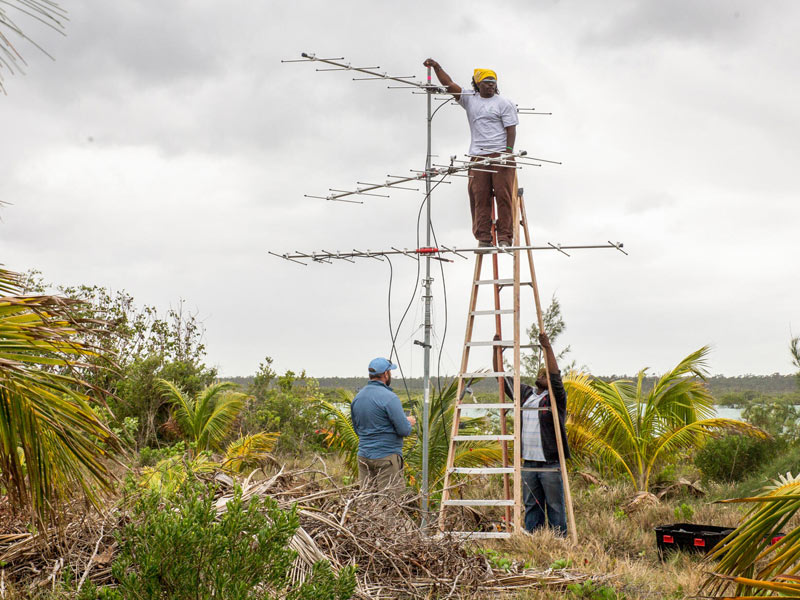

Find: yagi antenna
[281,52,443,91]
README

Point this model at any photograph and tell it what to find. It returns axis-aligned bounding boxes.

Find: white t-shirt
[521,389,547,461]
[457,88,519,156]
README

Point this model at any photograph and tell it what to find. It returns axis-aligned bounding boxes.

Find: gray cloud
[1,0,799,378]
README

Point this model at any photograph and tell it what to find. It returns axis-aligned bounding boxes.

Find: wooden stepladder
[438,182,578,542]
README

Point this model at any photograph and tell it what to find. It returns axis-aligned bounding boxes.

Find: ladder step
[466,340,538,348]
[452,434,514,441]
[521,467,560,473]
[458,403,514,410]
[471,309,514,316]
[451,467,514,475]
[459,371,507,378]
[442,499,514,507]
[435,531,512,539]
[474,279,533,287]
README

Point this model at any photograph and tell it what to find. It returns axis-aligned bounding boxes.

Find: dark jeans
[522,460,567,536]
[468,154,516,244]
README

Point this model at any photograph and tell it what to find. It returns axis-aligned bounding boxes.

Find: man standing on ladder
[423,58,519,249]
[351,357,417,494]
[494,332,570,535]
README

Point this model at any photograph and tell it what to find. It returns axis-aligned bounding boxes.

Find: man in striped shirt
[495,332,570,535]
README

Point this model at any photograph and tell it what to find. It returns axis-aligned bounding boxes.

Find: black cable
[429,218,448,397]
[385,175,447,403]
[385,254,414,403]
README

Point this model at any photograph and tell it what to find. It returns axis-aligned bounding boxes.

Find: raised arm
[423,58,462,97]
[538,332,559,373]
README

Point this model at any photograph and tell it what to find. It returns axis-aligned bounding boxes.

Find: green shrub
[694,434,777,483]
[91,480,355,600]
[673,502,694,521]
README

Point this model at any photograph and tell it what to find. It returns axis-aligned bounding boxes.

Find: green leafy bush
[90,480,355,600]
[567,579,623,599]
[694,434,777,483]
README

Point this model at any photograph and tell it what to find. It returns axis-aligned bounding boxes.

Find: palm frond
[156,379,247,452]
[222,432,280,473]
[0,268,120,523]
[317,395,360,477]
[703,473,800,598]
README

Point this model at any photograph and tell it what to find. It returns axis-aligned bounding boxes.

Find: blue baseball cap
[368,357,397,376]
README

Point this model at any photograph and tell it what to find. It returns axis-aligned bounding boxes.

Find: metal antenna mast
[281,52,449,528]
[278,53,626,532]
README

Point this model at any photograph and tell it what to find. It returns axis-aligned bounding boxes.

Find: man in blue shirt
[350,357,416,494]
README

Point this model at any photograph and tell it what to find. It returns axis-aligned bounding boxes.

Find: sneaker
[498,240,511,248]
[476,240,494,254]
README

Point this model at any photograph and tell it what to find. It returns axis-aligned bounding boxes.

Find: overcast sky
[2,1,799,380]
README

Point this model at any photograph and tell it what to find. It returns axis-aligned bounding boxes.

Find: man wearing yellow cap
[423,58,518,248]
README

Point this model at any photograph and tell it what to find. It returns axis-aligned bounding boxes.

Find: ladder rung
[465,340,538,348]
[459,371,507,378]
[471,309,514,316]
[474,279,533,287]
[453,434,514,441]
[436,531,512,539]
[442,499,514,507]
[451,467,514,475]
[521,467,560,473]
[475,278,515,285]
[458,403,514,410]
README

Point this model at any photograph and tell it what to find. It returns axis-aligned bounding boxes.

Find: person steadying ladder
[494,332,570,536]
[423,58,519,249]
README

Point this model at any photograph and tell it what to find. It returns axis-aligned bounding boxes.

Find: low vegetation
[2,268,800,598]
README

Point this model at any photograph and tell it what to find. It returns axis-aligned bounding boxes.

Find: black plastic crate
[655,523,734,555]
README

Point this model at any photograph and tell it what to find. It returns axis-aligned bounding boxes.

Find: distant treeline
[223,372,798,398]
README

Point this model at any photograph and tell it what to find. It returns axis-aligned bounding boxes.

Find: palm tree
[0,1,67,92]
[222,431,280,473]
[703,473,800,598]
[319,380,502,500]
[156,379,249,453]
[0,267,119,523]
[564,347,767,491]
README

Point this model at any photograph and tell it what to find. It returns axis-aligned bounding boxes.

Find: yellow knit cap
[473,68,497,83]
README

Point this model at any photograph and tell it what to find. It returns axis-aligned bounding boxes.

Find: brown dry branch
[0,465,601,598]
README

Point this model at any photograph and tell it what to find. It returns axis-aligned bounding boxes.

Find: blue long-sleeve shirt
[350,380,412,459]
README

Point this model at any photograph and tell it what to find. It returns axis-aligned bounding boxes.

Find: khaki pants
[358,453,405,495]
[468,153,516,244]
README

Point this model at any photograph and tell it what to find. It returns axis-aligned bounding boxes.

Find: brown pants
[468,154,516,244]
[358,453,405,495]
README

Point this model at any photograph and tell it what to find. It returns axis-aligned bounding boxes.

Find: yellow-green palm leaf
[0,268,119,523]
[222,432,280,473]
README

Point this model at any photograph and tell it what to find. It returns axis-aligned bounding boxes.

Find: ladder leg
[490,201,512,530]
[511,173,523,533]
[519,192,579,544]
[439,253,484,531]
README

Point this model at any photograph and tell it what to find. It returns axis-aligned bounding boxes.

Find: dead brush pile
[0,463,599,599]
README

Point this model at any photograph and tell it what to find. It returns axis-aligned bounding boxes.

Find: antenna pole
[420,65,433,530]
